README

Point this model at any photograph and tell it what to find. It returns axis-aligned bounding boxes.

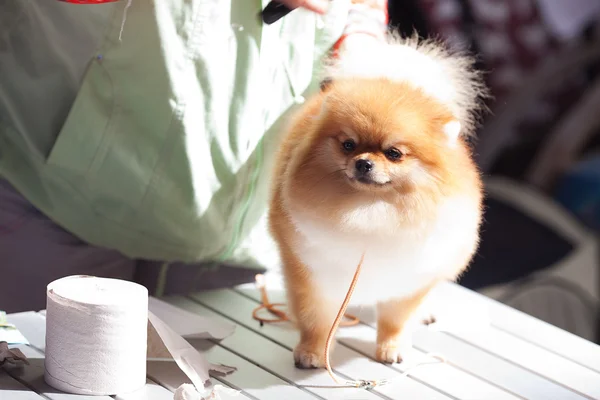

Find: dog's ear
[320,77,333,92]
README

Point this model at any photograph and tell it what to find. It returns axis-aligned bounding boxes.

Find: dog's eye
[385,148,403,160]
[342,140,356,152]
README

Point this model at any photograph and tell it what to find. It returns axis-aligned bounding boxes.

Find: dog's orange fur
[269,77,483,368]
[375,281,437,363]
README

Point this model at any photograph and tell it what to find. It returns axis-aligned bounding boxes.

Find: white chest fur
[289,198,479,305]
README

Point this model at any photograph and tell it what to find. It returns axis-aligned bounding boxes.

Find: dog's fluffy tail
[321,32,489,138]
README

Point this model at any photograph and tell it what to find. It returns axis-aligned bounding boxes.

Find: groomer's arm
[278,0,330,14]
[332,0,389,53]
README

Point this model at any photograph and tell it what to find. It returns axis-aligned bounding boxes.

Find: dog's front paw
[375,339,411,364]
[294,343,325,369]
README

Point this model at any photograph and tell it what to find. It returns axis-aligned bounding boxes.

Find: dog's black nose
[355,159,374,174]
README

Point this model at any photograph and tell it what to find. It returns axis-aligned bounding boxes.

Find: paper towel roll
[45,275,148,395]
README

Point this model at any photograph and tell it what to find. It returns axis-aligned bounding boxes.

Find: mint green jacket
[0,0,351,268]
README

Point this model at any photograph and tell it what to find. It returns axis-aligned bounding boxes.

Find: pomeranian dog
[268,34,486,368]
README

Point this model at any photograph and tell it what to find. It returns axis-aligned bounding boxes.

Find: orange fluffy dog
[269,35,486,368]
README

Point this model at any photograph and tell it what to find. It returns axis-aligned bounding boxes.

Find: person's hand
[278,0,329,14]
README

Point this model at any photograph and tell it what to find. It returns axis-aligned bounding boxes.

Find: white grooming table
[3,282,600,400]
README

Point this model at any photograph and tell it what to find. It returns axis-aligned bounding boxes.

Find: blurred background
[386,0,600,344]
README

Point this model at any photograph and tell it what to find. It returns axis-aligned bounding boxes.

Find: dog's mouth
[342,168,391,187]
[349,175,391,187]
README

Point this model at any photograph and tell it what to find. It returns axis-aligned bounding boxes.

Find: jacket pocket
[45,54,114,176]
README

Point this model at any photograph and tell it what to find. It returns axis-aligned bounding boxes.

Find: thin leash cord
[318,252,446,390]
[252,253,447,390]
[252,275,359,327]
[118,0,133,41]
[323,252,365,385]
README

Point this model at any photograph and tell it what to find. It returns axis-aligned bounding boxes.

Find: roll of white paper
[44,275,148,395]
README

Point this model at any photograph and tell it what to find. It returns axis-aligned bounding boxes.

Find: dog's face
[298,78,464,197]
[335,126,415,189]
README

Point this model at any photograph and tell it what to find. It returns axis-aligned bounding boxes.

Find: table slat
[6,313,46,351]
[180,293,453,400]
[10,323,170,400]
[436,283,600,373]
[412,328,589,400]
[9,345,113,400]
[10,318,174,400]
[335,324,521,400]
[0,371,44,400]
[146,362,251,400]
[235,287,524,400]
[148,347,304,400]
[6,311,236,400]
[343,291,595,400]
[231,285,592,400]
[446,327,600,398]
[114,380,180,400]
[171,297,406,400]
